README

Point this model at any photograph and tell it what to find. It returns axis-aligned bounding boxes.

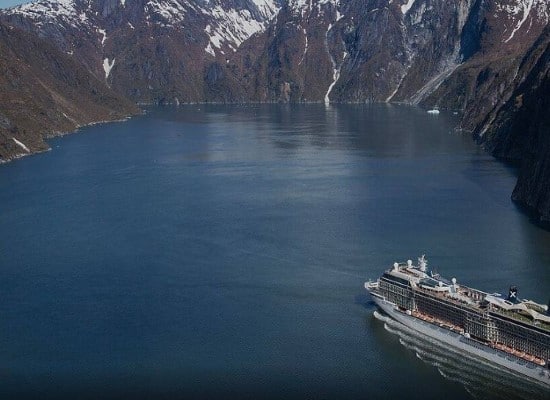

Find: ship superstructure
[365,256,550,385]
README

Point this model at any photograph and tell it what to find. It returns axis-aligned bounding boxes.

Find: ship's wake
[373,311,549,400]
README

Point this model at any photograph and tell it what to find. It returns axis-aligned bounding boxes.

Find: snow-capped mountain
[1,1,549,220]
[6,1,282,56]
[2,0,547,105]
[0,1,291,104]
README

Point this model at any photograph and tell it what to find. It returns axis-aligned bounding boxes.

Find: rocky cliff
[476,26,550,223]
[0,0,549,221]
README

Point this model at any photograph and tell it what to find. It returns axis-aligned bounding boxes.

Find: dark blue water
[1,104,549,399]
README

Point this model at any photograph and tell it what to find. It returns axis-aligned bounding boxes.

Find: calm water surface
[1,104,549,399]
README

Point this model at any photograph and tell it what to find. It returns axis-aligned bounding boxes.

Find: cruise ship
[365,255,550,386]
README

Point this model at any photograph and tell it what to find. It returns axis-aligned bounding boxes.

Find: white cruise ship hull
[370,294,550,387]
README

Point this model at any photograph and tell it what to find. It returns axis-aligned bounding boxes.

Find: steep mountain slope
[2,1,547,106]
[0,20,138,162]
[476,26,550,223]
[243,0,548,107]
[423,0,549,131]
[2,0,283,103]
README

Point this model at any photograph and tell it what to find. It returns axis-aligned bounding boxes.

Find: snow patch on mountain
[250,0,280,20]
[325,50,347,104]
[504,0,534,42]
[497,0,548,18]
[408,1,431,25]
[205,41,215,57]
[12,138,30,153]
[497,0,549,42]
[324,14,346,104]
[290,0,340,14]
[103,57,115,79]
[98,28,107,46]
[203,1,280,55]
[145,0,189,27]
[211,7,264,47]
[9,0,84,26]
[299,27,308,66]
[401,0,416,15]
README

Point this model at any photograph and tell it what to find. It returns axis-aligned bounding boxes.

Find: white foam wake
[371,311,549,400]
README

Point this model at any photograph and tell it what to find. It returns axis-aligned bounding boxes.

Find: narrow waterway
[1,104,548,399]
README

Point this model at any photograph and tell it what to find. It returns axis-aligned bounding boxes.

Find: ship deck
[413,282,550,333]
[400,268,550,333]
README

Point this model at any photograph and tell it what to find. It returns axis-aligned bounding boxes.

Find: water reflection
[145,103,465,156]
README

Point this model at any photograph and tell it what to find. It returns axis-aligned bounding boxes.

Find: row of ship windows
[380,281,411,308]
[379,281,550,359]
[493,321,550,359]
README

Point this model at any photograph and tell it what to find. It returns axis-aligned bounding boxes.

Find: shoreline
[0,114,139,164]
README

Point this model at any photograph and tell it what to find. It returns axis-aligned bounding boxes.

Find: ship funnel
[507,286,519,304]
[393,262,399,271]
[407,260,413,267]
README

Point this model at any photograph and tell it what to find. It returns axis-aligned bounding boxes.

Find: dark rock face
[0,0,549,221]
[510,73,550,224]
[476,27,550,223]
